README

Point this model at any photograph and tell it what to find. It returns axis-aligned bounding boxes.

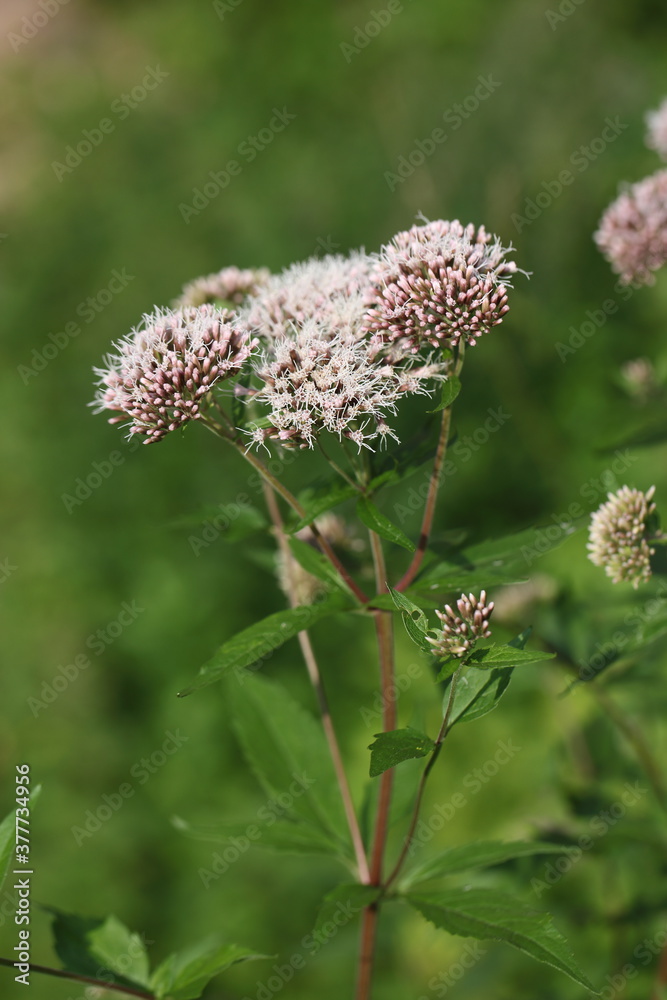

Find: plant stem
[0,957,154,999]
[261,481,370,883]
[395,347,465,592]
[355,529,396,1000]
[201,416,368,603]
[384,665,463,889]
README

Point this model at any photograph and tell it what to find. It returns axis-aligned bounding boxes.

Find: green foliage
[172,815,342,857]
[466,643,555,668]
[406,890,596,992]
[313,884,381,938]
[149,938,269,1000]
[229,672,352,853]
[429,375,462,412]
[402,840,574,889]
[288,537,353,595]
[356,497,416,551]
[388,587,434,652]
[179,594,350,695]
[0,810,15,895]
[289,481,359,533]
[368,727,436,777]
[446,666,513,725]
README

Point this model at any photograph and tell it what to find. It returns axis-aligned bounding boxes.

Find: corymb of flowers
[588,486,661,589]
[92,218,520,451]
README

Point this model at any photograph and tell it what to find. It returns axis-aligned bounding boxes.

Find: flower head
[250,319,442,451]
[595,170,667,285]
[588,485,658,587]
[362,219,519,352]
[175,266,270,308]
[426,591,495,659]
[93,305,255,443]
[243,251,374,341]
[646,97,667,161]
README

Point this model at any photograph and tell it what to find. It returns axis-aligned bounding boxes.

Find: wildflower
[175,266,270,308]
[363,218,519,352]
[588,486,658,587]
[595,170,667,285]
[93,305,255,443]
[426,591,494,659]
[646,97,667,161]
[250,320,442,451]
[243,251,374,340]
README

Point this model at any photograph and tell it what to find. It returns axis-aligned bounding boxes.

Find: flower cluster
[587,485,658,588]
[251,321,443,450]
[646,97,667,161]
[426,591,495,659]
[93,305,255,443]
[176,266,270,308]
[243,252,374,340]
[362,219,518,352]
[595,170,667,285]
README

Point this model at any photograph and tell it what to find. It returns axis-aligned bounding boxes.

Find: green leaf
[229,672,351,849]
[387,587,434,652]
[45,909,149,991]
[446,667,513,726]
[179,594,350,696]
[313,884,381,939]
[467,643,555,669]
[368,727,435,777]
[356,497,415,551]
[171,815,342,857]
[402,840,573,889]
[150,937,268,1000]
[289,481,359,533]
[407,889,596,992]
[0,809,15,895]
[288,537,351,595]
[429,375,461,412]
[88,915,150,987]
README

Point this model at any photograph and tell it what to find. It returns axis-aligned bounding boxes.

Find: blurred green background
[2,0,667,997]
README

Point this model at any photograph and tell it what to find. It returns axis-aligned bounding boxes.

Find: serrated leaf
[402,840,573,890]
[179,594,350,696]
[289,481,359,533]
[171,816,342,857]
[429,375,461,412]
[88,915,150,987]
[368,727,435,777]
[229,672,351,850]
[288,537,351,595]
[446,667,513,726]
[150,937,268,1000]
[467,643,555,669]
[407,889,596,993]
[45,909,148,991]
[313,884,381,939]
[357,497,415,551]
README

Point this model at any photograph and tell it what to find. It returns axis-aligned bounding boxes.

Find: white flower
[588,485,658,587]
